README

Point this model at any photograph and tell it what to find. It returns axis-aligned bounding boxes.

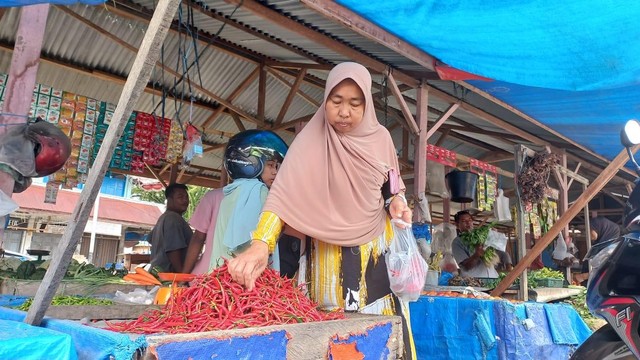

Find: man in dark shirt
[149,183,193,273]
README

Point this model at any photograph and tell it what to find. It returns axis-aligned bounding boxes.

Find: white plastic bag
[426,162,449,198]
[485,229,508,252]
[494,189,512,222]
[417,238,432,264]
[114,286,159,305]
[432,223,457,254]
[386,220,428,302]
[416,192,432,223]
[0,189,18,216]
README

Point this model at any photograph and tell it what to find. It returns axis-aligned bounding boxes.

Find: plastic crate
[536,278,564,288]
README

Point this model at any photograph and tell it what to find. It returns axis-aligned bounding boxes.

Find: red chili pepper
[106,261,345,335]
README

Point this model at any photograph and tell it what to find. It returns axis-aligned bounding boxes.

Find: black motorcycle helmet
[224,130,288,180]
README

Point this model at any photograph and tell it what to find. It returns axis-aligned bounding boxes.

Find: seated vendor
[451,210,499,278]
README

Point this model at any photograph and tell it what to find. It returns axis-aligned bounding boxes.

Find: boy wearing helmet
[183,130,288,273]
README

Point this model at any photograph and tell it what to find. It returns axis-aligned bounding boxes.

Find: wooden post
[169,163,179,184]
[413,82,428,222]
[583,183,592,252]
[426,102,459,140]
[258,62,266,123]
[24,0,181,326]
[386,71,420,135]
[492,144,640,296]
[0,4,49,249]
[514,145,528,300]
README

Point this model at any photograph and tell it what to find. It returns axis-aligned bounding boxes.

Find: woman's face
[325,78,365,134]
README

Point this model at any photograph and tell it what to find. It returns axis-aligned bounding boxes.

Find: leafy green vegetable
[562,287,604,330]
[16,296,114,311]
[460,222,497,266]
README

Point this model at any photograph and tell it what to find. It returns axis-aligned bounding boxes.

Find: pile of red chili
[107,263,345,334]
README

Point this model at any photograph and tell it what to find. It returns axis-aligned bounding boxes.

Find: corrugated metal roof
[0,0,624,191]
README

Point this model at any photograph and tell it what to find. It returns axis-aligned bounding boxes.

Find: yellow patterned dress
[253,211,416,360]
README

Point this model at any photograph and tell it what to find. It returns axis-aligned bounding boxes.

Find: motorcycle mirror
[621,119,640,147]
[621,119,640,176]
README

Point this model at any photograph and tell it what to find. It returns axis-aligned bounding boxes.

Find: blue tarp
[0,0,104,6]
[336,1,640,161]
[153,330,288,360]
[0,307,146,360]
[410,296,591,360]
[0,318,78,360]
[336,0,640,92]
[466,80,640,161]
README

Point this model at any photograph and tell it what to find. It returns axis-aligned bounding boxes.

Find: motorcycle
[571,119,640,360]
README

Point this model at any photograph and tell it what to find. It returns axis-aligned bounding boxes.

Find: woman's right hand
[228,240,269,291]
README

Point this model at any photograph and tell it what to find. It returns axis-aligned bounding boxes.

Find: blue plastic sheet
[410,297,498,360]
[336,1,640,162]
[154,330,288,360]
[0,0,104,6]
[330,323,392,359]
[543,303,592,345]
[410,296,592,360]
[0,307,146,360]
[0,295,28,308]
[0,318,78,360]
[467,79,640,162]
[336,0,640,91]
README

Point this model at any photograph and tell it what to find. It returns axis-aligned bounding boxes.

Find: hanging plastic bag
[426,161,449,198]
[386,220,428,302]
[412,223,432,264]
[485,229,508,252]
[416,192,432,223]
[431,222,457,254]
[182,124,203,163]
[494,189,512,222]
[439,252,459,274]
[0,189,18,216]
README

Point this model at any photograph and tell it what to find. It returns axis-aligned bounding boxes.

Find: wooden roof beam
[276,69,307,125]
[223,0,420,87]
[264,61,333,70]
[300,0,438,72]
[426,102,459,140]
[387,71,420,134]
[202,67,260,129]
[427,85,545,146]
[457,81,636,177]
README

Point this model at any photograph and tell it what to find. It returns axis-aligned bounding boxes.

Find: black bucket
[445,170,478,203]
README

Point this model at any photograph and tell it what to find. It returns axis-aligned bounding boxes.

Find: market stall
[0,265,405,359]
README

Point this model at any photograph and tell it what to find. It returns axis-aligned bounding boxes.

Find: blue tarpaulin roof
[337,0,640,160]
[0,0,104,7]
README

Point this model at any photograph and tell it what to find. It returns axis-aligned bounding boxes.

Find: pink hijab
[263,62,404,246]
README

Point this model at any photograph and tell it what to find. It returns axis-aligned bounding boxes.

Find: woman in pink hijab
[228,62,415,358]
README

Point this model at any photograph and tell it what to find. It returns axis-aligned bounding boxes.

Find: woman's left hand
[389,195,412,225]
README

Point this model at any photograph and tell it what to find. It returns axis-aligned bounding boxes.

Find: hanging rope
[149,0,244,117]
[382,66,390,127]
